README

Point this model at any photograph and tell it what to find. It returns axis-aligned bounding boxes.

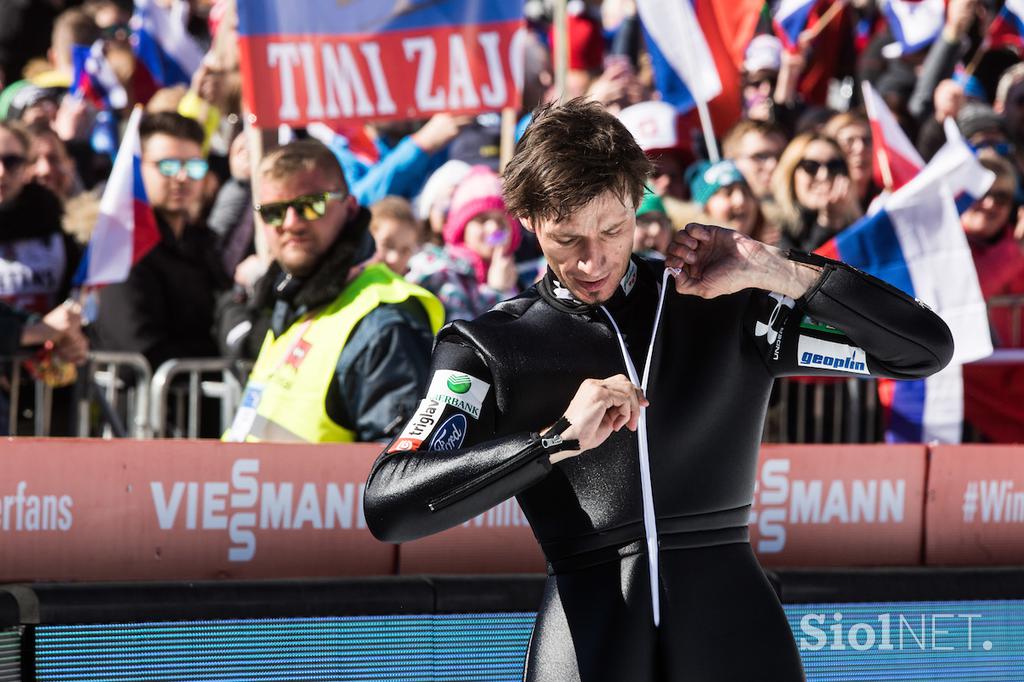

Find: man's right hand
[549,374,648,463]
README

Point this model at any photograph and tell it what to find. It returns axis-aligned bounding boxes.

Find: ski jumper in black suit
[364,251,954,681]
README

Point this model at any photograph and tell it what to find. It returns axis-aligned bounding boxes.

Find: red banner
[750,445,928,566]
[5,441,1001,581]
[238,23,523,128]
[0,440,392,581]
[926,445,1024,565]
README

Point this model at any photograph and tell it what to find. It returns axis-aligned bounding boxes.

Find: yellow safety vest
[224,264,444,443]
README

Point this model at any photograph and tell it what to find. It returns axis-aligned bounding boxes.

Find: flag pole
[695,98,720,162]
[499,107,517,173]
[243,109,268,260]
[875,144,895,191]
[553,0,569,102]
[800,0,847,45]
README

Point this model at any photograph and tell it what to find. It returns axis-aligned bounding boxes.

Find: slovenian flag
[988,0,1024,51]
[74,107,161,287]
[638,0,721,114]
[862,81,923,191]
[638,0,759,134]
[881,0,945,57]
[773,0,820,51]
[130,0,204,102]
[71,41,128,110]
[817,119,995,443]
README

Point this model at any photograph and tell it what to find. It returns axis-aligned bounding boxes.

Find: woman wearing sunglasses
[770,132,863,253]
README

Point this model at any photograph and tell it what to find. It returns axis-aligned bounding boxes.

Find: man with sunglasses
[93,113,230,387]
[219,139,443,443]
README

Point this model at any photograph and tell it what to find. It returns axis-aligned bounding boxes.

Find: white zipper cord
[599,269,671,627]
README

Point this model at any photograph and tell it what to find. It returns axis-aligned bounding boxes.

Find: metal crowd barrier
[2,354,49,437]
[149,358,251,438]
[1,348,1021,441]
[762,377,880,444]
[79,351,153,439]
[988,294,1024,347]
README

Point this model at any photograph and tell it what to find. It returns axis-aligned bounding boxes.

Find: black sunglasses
[255,191,346,227]
[797,158,848,178]
[0,154,25,170]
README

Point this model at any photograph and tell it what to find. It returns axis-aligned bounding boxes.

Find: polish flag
[862,81,924,191]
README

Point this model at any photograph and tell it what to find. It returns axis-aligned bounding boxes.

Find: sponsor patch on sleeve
[797,335,870,375]
[387,397,445,453]
[425,370,491,420]
[427,413,468,451]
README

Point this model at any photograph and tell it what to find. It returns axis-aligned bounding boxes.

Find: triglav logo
[751,459,906,552]
[150,459,366,562]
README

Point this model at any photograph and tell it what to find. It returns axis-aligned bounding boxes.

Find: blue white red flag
[862,81,923,191]
[817,119,994,443]
[773,0,820,51]
[988,0,1024,51]
[130,0,204,93]
[71,41,128,110]
[236,0,523,127]
[881,0,945,57]
[74,107,161,287]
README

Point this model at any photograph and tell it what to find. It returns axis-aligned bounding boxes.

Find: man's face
[29,134,73,199]
[259,167,355,277]
[527,190,635,305]
[0,129,28,206]
[141,133,205,216]
[731,131,783,199]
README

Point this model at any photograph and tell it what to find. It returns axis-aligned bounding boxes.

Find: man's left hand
[665,223,822,300]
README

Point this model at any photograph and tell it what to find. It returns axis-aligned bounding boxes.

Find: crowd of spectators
[0,0,1021,442]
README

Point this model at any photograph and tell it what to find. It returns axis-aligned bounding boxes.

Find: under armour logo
[754,292,795,346]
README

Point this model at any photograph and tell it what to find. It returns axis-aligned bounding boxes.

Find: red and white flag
[862,80,924,191]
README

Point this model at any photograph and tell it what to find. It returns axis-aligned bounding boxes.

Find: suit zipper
[599,269,670,627]
[426,439,544,512]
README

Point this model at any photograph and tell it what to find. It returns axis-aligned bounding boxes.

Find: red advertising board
[925,445,1024,565]
[0,441,949,581]
[750,445,928,566]
[0,439,391,581]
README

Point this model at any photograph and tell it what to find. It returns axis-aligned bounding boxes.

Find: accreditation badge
[226,383,265,442]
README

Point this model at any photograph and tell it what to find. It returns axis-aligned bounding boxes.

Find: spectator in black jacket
[92,112,229,371]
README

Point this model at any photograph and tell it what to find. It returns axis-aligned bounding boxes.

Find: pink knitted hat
[442,166,522,253]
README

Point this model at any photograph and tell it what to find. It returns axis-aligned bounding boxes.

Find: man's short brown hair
[258,139,347,191]
[139,111,205,148]
[721,119,786,159]
[502,98,652,226]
